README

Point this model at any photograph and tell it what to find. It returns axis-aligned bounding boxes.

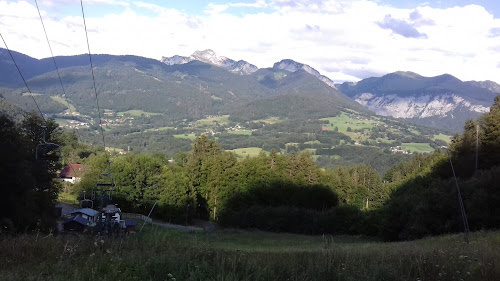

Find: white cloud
[1,0,500,84]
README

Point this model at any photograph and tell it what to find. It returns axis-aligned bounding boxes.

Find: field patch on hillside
[195,115,230,126]
[227,147,263,158]
[321,112,381,132]
[117,110,162,117]
[50,96,77,112]
[401,143,434,153]
[434,133,452,143]
[173,133,197,140]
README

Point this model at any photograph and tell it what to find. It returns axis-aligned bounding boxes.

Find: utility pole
[475,124,479,172]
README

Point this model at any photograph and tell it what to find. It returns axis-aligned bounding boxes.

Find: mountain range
[1,48,499,131]
[0,48,361,122]
[337,71,498,131]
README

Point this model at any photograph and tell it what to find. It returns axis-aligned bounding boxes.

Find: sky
[1,0,500,83]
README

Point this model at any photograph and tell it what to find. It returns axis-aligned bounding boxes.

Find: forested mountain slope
[0,48,362,121]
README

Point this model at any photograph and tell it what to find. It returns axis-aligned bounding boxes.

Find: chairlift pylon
[35,125,61,161]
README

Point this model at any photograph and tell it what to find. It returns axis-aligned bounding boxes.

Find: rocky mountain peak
[160,55,189,65]
[160,50,258,75]
[273,59,336,89]
[190,49,223,65]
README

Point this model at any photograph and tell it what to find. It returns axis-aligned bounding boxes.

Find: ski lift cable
[80,0,107,150]
[80,3,116,208]
[429,139,470,243]
[0,32,46,123]
[34,0,81,177]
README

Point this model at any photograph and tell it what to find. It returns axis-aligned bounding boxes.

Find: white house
[60,164,85,184]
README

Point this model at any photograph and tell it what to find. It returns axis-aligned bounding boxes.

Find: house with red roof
[60,164,85,184]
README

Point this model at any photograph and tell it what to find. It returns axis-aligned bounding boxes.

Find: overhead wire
[0,32,46,123]
[80,0,107,150]
[80,0,115,204]
[34,0,81,176]
[429,139,470,243]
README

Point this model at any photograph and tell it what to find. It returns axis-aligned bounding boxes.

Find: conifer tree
[480,95,500,168]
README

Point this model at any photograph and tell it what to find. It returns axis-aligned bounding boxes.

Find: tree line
[75,95,500,240]
[2,96,499,240]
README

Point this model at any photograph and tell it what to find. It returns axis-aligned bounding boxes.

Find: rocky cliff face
[337,72,497,130]
[338,72,496,117]
[354,92,490,118]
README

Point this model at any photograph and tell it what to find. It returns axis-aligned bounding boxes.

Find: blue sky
[1,0,500,83]
[381,0,500,17]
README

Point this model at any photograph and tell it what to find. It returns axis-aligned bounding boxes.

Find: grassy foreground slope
[1,228,498,281]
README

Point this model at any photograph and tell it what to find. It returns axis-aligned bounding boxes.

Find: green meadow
[1,228,498,281]
[321,113,381,132]
[117,110,162,117]
[227,147,263,158]
[173,133,197,140]
[401,142,435,153]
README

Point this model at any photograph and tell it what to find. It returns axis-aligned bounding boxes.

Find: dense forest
[1,96,499,240]
[0,112,61,232]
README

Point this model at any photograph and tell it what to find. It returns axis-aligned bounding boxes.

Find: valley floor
[1,227,498,281]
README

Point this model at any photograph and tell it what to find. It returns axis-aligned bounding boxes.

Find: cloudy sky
[1,0,500,83]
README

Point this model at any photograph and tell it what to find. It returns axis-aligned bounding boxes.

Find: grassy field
[195,115,230,126]
[57,191,79,205]
[227,147,263,158]
[1,228,498,281]
[106,146,123,152]
[54,118,71,126]
[434,133,452,144]
[144,126,175,132]
[173,133,197,140]
[320,113,381,132]
[226,130,253,135]
[408,128,420,135]
[304,140,321,145]
[401,142,435,153]
[117,110,162,117]
[51,96,77,112]
[253,117,283,124]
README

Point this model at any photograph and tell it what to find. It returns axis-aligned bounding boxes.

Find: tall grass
[1,229,498,281]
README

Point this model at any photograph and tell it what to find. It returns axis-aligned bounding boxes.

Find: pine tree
[480,95,500,168]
